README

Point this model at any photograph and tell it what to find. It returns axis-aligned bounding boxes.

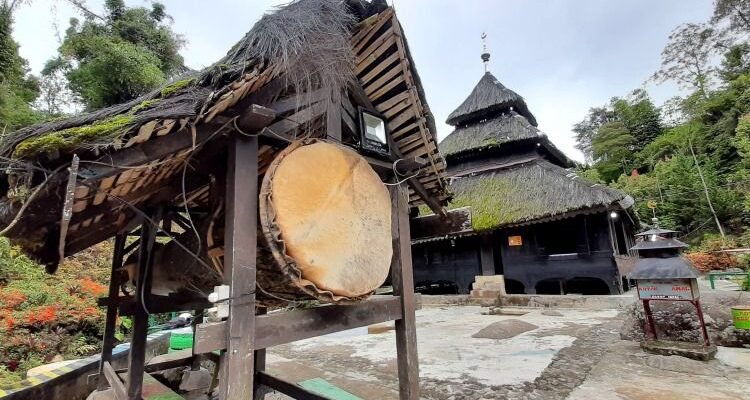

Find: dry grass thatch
[439,112,572,166]
[445,71,537,127]
[447,159,629,231]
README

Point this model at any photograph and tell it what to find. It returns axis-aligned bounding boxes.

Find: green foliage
[574,166,604,184]
[591,121,634,181]
[574,91,663,179]
[0,1,41,131]
[0,238,113,381]
[580,8,750,245]
[45,1,184,109]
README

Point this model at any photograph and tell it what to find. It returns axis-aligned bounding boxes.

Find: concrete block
[179,368,212,392]
[640,340,717,361]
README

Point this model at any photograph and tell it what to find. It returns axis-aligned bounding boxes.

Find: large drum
[255,140,393,305]
[124,140,393,306]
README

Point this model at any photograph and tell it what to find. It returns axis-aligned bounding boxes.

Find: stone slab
[640,340,717,361]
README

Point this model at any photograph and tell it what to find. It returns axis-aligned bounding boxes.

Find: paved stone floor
[260,304,750,399]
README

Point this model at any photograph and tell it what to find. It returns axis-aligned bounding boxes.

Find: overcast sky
[14,0,714,161]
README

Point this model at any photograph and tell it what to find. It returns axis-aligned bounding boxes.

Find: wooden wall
[499,213,621,295]
[412,236,481,294]
[411,213,625,296]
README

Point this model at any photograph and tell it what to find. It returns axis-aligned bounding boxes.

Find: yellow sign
[508,235,523,246]
[647,200,658,209]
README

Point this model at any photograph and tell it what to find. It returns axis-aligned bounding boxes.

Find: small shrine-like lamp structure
[629,224,715,358]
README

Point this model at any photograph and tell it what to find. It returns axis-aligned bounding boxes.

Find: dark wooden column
[479,234,496,276]
[390,187,420,400]
[218,135,259,399]
[98,233,126,390]
[126,209,161,399]
[326,90,342,141]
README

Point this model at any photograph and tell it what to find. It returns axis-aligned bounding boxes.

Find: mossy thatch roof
[445,71,537,127]
[447,159,631,231]
[439,112,572,166]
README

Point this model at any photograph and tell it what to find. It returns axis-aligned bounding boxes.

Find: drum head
[262,141,392,299]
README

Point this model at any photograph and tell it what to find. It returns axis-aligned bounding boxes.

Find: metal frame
[95,131,421,399]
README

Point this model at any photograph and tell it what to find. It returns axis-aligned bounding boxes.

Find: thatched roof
[445,72,537,127]
[439,112,572,166]
[0,0,448,266]
[447,159,632,231]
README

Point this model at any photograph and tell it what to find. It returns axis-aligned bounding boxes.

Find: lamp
[358,108,390,157]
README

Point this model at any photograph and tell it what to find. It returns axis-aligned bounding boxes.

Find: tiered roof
[426,65,635,234]
[446,72,537,126]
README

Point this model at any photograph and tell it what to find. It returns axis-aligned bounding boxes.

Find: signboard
[636,279,699,300]
[508,235,523,246]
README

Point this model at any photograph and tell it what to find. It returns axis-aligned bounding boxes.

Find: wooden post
[642,300,657,341]
[126,209,161,400]
[326,90,342,141]
[254,306,269,398]
[694,300,711,346]
[98,234,126,390]
[218,135,259,399]
[479,235,495,276]
[390,186,420,400]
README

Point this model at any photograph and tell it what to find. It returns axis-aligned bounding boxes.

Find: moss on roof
[13,115,136,158]
[160,77,196,98]
[447,160,628,231]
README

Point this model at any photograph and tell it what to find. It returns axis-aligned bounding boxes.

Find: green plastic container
[731,306,750,330]
[169,327,194,350]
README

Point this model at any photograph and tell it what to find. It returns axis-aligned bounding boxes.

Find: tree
[591,121,634,182]
[711,0,750,35]
[0,0,40,131]
[44,0,184,109]
[572,106,615,162]
[651,23,725,98]
[611,89,662,149]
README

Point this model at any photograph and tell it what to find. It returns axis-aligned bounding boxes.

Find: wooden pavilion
[0,1,450,399]
[412,53,636,296]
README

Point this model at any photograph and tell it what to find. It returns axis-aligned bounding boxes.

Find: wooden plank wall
[351,9,448,206]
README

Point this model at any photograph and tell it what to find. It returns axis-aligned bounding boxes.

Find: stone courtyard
[263,303,750,400]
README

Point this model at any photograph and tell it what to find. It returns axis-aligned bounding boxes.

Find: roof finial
[481,32,490,73]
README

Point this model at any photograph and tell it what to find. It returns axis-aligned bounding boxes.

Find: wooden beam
[218,135,258,399]
[265,90,327,116]
[98,234,126,390]
[409,207,472,240]
[193,296,405,354]
[390,187,420,400]
[97,295,213,316]
[256,372,330,400]
[126,208,160,400]
[103,361,127,400]
[326,91,342,141]
[78,125,218,182]
[236,104,276,133]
